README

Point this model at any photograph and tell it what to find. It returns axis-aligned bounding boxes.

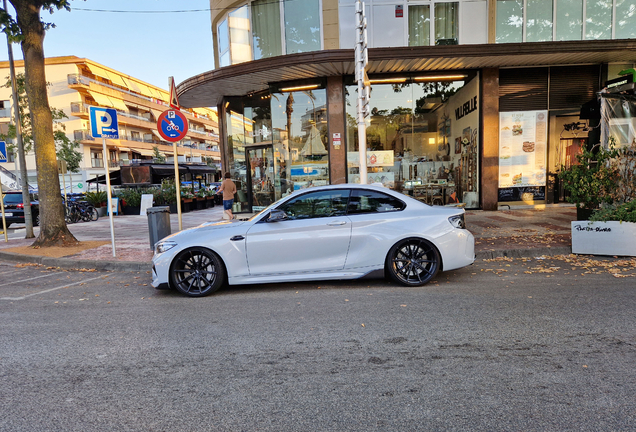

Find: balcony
[74,130,94,141]
[0,107,11,118]
[91,158,104,168]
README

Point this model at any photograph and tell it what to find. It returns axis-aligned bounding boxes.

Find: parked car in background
[152,184,475,297]
[2,191,40,228]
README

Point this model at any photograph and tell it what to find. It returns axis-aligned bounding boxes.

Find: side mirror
[268,209,288,222]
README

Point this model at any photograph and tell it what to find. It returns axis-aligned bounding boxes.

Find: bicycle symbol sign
[157,109,189,142]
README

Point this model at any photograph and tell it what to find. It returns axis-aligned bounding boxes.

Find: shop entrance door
[247,146,276,212]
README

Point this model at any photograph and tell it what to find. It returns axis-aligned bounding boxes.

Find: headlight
[155,241,177,254]
[448,214,466,229]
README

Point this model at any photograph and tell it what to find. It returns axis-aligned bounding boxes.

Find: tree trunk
[11,1,78,247]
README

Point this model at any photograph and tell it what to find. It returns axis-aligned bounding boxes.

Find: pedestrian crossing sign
[0,141,7,162]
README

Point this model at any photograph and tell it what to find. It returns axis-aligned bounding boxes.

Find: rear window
[348,189,405,215]
[3,194,23,204]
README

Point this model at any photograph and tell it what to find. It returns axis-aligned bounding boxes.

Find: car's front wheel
[169,247,225,297]
[386,238,440,286]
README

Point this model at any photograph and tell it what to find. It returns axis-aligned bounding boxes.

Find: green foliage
[153,179,177,205]
[116,188,146,208]
[558,144,620,210]
[84,191,107,207]
[590,200,636,223]
[152,146,166,163]
[0,73,82,169]
[0,1,71,41]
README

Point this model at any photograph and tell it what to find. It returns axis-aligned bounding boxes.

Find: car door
[245,189,352,276]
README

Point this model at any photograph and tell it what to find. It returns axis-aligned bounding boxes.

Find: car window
[348,189,405,215]
[278,190,350,220]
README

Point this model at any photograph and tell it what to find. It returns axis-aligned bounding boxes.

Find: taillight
[17,203,24,209]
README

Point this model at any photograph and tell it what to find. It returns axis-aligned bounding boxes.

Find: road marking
[0,272,59,287]
[0,275,105,301]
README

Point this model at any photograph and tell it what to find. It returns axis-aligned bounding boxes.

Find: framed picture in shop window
[455,137,461,154]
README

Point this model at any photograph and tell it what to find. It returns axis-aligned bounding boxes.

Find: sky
[1,0,215,91]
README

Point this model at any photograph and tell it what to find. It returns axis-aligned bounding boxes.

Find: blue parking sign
[89,107,119,139]
[0,141,6,162]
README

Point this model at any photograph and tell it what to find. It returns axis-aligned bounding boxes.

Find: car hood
[159,219,248,243]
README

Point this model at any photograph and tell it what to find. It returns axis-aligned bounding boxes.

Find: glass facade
[408,5,431,46]
[216,0,322,67]
[497,0,636,42]
[345,74,481,208]
[434,2,459,44]
[224,87,329,212]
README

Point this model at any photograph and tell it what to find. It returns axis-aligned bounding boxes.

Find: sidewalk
[0,204,578,271]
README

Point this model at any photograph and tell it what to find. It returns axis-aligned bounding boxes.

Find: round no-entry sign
[157,109,189,142]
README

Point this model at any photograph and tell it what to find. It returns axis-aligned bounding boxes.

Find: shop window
[496,0,524,43]
[556,0,582,40]
[271,88,329,192]
[408,5,430,46]
[252,0,282,59]
[284,0,321,53]
[345,74,480,208]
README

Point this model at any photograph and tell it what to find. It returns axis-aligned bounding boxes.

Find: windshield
[3,194,23,204]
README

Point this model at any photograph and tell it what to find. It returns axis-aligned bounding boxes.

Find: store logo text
[455,96,478,120]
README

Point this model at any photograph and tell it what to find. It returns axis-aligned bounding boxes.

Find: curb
[1,246,574,272]
[475,246,572,260]
[0,251,150,272]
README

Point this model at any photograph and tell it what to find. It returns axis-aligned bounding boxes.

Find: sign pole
[102,138,116,257]
[0,192,8,242]
[173,140,182,231]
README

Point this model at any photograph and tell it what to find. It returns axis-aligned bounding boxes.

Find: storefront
[345,72,480,207]
[223,86,330,213]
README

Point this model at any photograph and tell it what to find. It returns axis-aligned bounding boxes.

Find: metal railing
[91,158,104,168]
[74,130,95,141]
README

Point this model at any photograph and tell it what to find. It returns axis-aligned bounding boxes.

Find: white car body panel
[245,215,352,276]
[151,184,475,290]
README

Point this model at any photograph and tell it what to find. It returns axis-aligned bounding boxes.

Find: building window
[91,151,104,168]
[526,0,553,42]
[284,0,321,54]
[229,5,251,64]
[556,0,583,41]
[586,0,613,39]
[216,0,322,66]
[434,2,459,45]
[252,0,282,59]
[408,5,431,46]
[218,19,230,67]
[616,0,636,39]
[0,100,10,118]
[496,0,524,43]
[497,0,636,42]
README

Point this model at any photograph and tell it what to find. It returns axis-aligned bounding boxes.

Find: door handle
[230,235,245,241]
[327,221,346,226]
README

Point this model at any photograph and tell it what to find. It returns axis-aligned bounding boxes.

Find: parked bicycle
[63,196,98,223]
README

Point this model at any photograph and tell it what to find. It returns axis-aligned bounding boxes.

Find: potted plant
[158,179,178,213]
[569,140,636,256]
[117,188,143,215]
[85,191,108,217]
[180,188,194,213]
[558,143,620,220]
[195,188,208,210]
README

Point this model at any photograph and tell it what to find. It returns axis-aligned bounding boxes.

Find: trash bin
[147,206,171,250]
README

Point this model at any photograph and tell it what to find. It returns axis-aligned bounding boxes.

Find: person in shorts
[217,172,237,220]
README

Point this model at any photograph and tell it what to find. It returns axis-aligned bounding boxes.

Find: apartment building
[0,56,220,191]
[173,0,636,212]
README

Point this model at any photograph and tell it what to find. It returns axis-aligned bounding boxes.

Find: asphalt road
[1,256,635,431]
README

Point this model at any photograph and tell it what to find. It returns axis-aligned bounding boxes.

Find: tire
[386,238,440,286]
[169,247,225,297]
[90,207,99,221]
[33,213,40,227]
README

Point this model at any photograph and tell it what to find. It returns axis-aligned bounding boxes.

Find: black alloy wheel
[34,213,40,227]
[170,247,225,297]
[386,238,440,286]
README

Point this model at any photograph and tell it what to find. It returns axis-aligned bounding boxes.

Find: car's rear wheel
[33,213,40,227]
[170,247,225,297]
[386,238,440,286]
